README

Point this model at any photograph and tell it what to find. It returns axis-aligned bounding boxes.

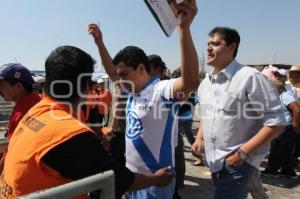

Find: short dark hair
[209,27,240,58]
[5,78,33,93]
[44,46,95,102]
[113,46,150,73]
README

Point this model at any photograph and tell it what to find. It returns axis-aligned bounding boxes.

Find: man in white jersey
[88,1,199,198]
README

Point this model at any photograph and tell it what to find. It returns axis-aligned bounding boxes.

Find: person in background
[262,66,297,100]
[148,55,187,199]
[261,79,300,179]
[85,78,112,128]
[288,64,300,165]
[148,54,169,80]
[0,63,42,172]
[193,26,286,199]
[277,69,297,99]
[33,75,46,97]
[106,82,128,167]
[95,78,112,126]
[288,65,300,100]
[170,67,199,199]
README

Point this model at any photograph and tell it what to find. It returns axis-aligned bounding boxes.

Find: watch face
[240,153,246,160]
[238,150,247,160]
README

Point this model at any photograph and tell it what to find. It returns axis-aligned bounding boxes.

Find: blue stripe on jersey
[159,97,180,171]
[126,95,160,173]
[132,137,161,173]
[126,95,179,173]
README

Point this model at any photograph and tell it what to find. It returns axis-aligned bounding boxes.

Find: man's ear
[15,82,25,91]
[137,63,146,73]
[228,43,237,55]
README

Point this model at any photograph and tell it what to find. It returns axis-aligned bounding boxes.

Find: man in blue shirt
[192,27,286,199]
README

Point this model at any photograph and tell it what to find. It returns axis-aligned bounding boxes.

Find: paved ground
[179,135,300,199]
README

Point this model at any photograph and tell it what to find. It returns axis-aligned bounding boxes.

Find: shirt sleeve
[155,78,176,100]
[281,92,297,107]
[246,72,287,126]
[284,84,298,101]
[42,132,134,198]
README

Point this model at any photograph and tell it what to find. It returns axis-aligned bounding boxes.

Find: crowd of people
[0,0,299,199]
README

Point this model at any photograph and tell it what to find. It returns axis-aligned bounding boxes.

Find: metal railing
[16,170,115,199]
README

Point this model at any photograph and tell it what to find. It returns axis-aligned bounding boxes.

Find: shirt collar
[209,59,238,81]
[138,76,160,95]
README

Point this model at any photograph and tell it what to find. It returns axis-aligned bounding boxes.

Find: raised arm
[173,0,199,100]
[88,24,119,81]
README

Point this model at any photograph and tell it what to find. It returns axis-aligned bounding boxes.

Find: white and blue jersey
[125,76,180,175]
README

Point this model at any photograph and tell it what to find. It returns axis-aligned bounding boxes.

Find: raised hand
[175,0,198,28]
[88,23,103,46]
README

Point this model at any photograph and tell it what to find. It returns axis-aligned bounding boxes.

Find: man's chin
[207,60,214,66]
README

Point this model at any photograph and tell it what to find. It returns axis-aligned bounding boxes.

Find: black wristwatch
[237,148,248,161]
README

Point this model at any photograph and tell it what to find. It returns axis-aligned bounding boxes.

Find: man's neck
[14,90,29,103]
[135,75,152,93]
[212,59,234,74]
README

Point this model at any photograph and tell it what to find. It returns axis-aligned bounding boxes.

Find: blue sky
[0,0,299,72]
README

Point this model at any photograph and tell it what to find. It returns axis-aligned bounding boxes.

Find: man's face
[207,33,235,68]
[289,71,300,85]
[273,72,287,84]
[96,83,105,91]
[150,64,164,78]
[116,62,139,92]
[0,80,19,101]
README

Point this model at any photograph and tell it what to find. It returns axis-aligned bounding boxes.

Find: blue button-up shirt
[197,60,287,172]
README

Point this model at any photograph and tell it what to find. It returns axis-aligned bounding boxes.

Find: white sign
[144,0,183,37]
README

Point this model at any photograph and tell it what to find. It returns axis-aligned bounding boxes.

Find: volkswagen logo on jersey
[126,110,144,139]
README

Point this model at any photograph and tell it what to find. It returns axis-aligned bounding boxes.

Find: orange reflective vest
[1,97,92,199]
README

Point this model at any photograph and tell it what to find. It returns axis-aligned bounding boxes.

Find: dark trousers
[173,132,185,199]
[212,163,257,199]
[110,131,126,166]
[293,133,300,160]
[179,117,195,146]
[175,132,185,187]
[266,125,296,173]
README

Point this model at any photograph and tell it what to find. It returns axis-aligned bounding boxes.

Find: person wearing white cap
[261,79,300,179]
[289,65,300,100]
[33,76,46,97]
[97,78,104,84]
[276,69,298,100]
[84,78,111,127]
[262,66,298,100]
[289,65,300,166]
